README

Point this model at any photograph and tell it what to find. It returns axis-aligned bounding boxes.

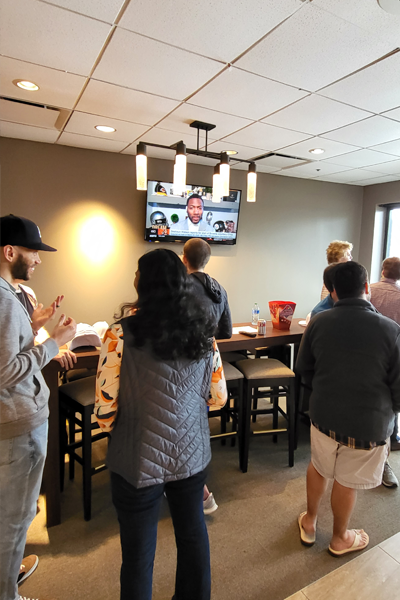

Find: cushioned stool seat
[235,358,296,472]
[59,375,109,521]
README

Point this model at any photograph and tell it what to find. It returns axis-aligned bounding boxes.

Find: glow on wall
[79,215,115,263]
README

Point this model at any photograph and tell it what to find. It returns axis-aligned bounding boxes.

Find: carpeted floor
[22,414,400,600]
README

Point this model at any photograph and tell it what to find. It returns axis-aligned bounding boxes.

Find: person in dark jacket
[296,262,400,557]
[182,238,232,513]
[95,249,227,600]
[182,238,232,340]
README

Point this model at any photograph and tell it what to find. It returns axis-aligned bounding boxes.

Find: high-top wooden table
[42,319,305,527]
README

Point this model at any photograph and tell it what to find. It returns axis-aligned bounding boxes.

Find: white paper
[232,326,258,334]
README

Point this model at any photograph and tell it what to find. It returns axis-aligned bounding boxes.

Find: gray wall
[0,137,364,325]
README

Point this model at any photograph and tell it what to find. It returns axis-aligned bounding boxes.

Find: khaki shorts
[310,424,389,490]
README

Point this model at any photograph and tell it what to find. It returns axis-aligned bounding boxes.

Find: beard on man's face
[10,254,31,281]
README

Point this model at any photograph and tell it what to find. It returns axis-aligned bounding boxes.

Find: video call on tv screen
[144,181,242,245]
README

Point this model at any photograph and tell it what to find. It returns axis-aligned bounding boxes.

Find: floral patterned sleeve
[94,323,124,432]
[208,339,228,407]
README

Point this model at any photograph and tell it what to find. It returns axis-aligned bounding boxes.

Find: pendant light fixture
[212,164,222,203]
[220,152,230,197]
[134,120,306,202]
[173,141,187,196]
[136,142,147,191]
[247,162,257,202]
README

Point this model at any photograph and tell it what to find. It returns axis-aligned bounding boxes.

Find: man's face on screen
[186,197,203,224]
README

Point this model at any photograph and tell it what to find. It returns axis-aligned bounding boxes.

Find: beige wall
[359,180,400,277]
[0,137,364,325]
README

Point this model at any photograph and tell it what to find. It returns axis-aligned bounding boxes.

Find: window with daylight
[385,203,400,258]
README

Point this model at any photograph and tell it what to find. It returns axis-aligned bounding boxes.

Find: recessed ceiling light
[13,80,39,91]
[377,0,400,15]
[95,125,116,133]
[223,149,238,155]
[309,148,325,155]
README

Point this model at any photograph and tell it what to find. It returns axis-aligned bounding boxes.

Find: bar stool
[208,361,244,469]
[235,358,296,473]
[59,375,109,521]
[252,344,291,422]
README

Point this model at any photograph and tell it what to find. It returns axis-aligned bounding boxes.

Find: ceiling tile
[325,148,400,168]
[255,155,308,169]
[158,103,251,141]
[356,175,400,186]
[276,136,360,160]
[119,0,301,63]
[43,0,125,23]
[280,161,352,178]
[76,80,181,125]
[235,3,392,91]
[206,141,267,161]
[64,111,149,143]
[57,131,127,152]
[0,57,86,110]
[322,116,400,148]
[0,0,111,76]
[363,159,400,175]
[381,106,400,123]
[312,0,400,49]
[263,95,372,135]
[188,68,308,121]
[230,162,280,173]
[0,121,59,143]
[137,127,201,148]
[320,52,400,114]
[369,139,400,157]
[221,122,311,152]
[93,28,223,100]
[315,168,387,183]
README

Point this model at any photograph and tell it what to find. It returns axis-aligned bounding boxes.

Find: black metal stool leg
[82,407,92,521]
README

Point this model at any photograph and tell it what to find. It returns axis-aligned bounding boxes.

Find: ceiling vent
[0,97,69,130]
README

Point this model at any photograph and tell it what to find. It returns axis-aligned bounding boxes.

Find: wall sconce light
[212,163,222,203]
[173,141,186,196]
[247,162,257,203]
[136,142,147,191]
[220,152,230,197]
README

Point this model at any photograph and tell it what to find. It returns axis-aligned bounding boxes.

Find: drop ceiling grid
[312,0,400,48]
[39,0,127,24]
[0,0,399,186]
[117,0,303,64]
[0,0,113,76]
[234,2,395,92]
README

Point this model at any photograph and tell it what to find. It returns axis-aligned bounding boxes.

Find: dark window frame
[381,202,400,262]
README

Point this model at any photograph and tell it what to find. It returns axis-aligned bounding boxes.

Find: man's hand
[31,295,65,332]
[54,348,77,370]
[51,315,77,348]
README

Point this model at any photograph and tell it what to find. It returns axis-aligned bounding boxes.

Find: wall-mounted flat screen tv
[145,180,242,245]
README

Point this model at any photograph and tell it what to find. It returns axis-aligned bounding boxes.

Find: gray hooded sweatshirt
[0,277,59,440]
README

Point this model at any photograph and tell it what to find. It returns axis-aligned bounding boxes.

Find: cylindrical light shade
[247,163,257,202]
[136,142,147,190]
[173,146,187,196]
[220,153,230,197]
[212,164,222,203]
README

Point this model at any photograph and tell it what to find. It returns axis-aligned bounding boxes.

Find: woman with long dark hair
[95,249,227,600]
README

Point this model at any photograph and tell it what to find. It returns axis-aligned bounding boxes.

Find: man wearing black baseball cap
[0,214,77,600]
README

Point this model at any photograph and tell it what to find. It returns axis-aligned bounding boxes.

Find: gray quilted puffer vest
[106,318,213,488]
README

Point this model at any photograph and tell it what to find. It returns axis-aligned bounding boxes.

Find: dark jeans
[111,469,211,600]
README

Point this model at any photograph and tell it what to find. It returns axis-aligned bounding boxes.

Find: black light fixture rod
[205,129,208,152]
